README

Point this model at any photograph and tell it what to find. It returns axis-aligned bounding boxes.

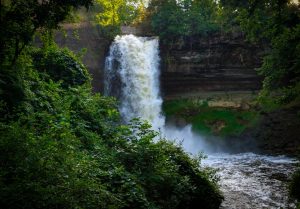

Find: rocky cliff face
[54,25,264,96]
[160,32,264,98]
[55,22,110,92]
[253,104,300,156]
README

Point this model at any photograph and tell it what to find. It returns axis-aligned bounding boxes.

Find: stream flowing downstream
[105,35,298,209]
[203,153,298,209]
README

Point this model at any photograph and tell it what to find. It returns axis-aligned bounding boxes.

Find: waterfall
[105,35,165,130]
[105,34,209,153]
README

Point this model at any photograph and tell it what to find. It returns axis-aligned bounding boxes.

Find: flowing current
[105,35,298,209]
[105,35,164,130]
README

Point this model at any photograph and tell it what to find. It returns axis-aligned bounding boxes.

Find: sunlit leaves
[94,0,143,38]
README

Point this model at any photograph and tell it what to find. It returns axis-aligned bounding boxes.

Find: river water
[105,35,299,209]
[203,153,298,209]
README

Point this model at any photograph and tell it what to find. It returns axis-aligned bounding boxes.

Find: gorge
[104,34,298,209]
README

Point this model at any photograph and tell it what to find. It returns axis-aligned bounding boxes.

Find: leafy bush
[32,46,90,87]
[259,25,300,104]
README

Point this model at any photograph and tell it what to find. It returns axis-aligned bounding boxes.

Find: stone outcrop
[253,104,300,156]
[55,22,110,92]
[160,32,264,98]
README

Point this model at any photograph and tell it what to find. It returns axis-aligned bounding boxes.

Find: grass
[163,99,259,137]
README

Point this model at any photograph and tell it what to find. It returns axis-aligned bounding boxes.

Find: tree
[0,0,92,110]
[187,0,219,36]
[150,0,188,42]
[0,0,93,65]
[220,0,300,103]
[95,0,143,38]
[149,0,220,44]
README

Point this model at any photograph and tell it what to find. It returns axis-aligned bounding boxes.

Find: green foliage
[0,44,222,209]
[32,46,90,88]
[94,0,144,38]
[149,0,220,44]
[0,115,121,209]
[220,0,300,104]
[115,120,223,209]
[191,108,258,136]
[188,0,220,36]
[163,99,259,136]
[150,0,188,42]
[0,0,92,65]
[259,24,300,104]
[0,0,92,112]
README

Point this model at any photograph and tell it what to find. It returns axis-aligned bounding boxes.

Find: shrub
[32,46,90,87]
[0,45,223,209]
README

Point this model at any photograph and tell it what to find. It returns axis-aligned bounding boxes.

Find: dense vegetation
[0,0,223,208]
[93,0,146,38]
[149,0,220,44]
[220,0,300,104]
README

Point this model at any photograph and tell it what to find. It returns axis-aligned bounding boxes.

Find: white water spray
[105,35,165,130]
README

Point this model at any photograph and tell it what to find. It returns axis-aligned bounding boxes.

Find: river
[203,153,298,209]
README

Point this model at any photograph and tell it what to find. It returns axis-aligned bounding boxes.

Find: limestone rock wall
[54,24,264,97]
[160,32,264,98]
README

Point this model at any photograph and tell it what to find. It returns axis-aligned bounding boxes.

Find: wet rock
[209,120,226,134]
[175,117,188,128]
[252,104,300,156]
[270,173,288,181]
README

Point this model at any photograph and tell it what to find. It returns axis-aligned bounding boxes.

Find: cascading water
[105,35,165,130]
[105,35,298,209]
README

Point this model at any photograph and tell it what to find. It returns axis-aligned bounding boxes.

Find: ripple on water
[202,153,299,209]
